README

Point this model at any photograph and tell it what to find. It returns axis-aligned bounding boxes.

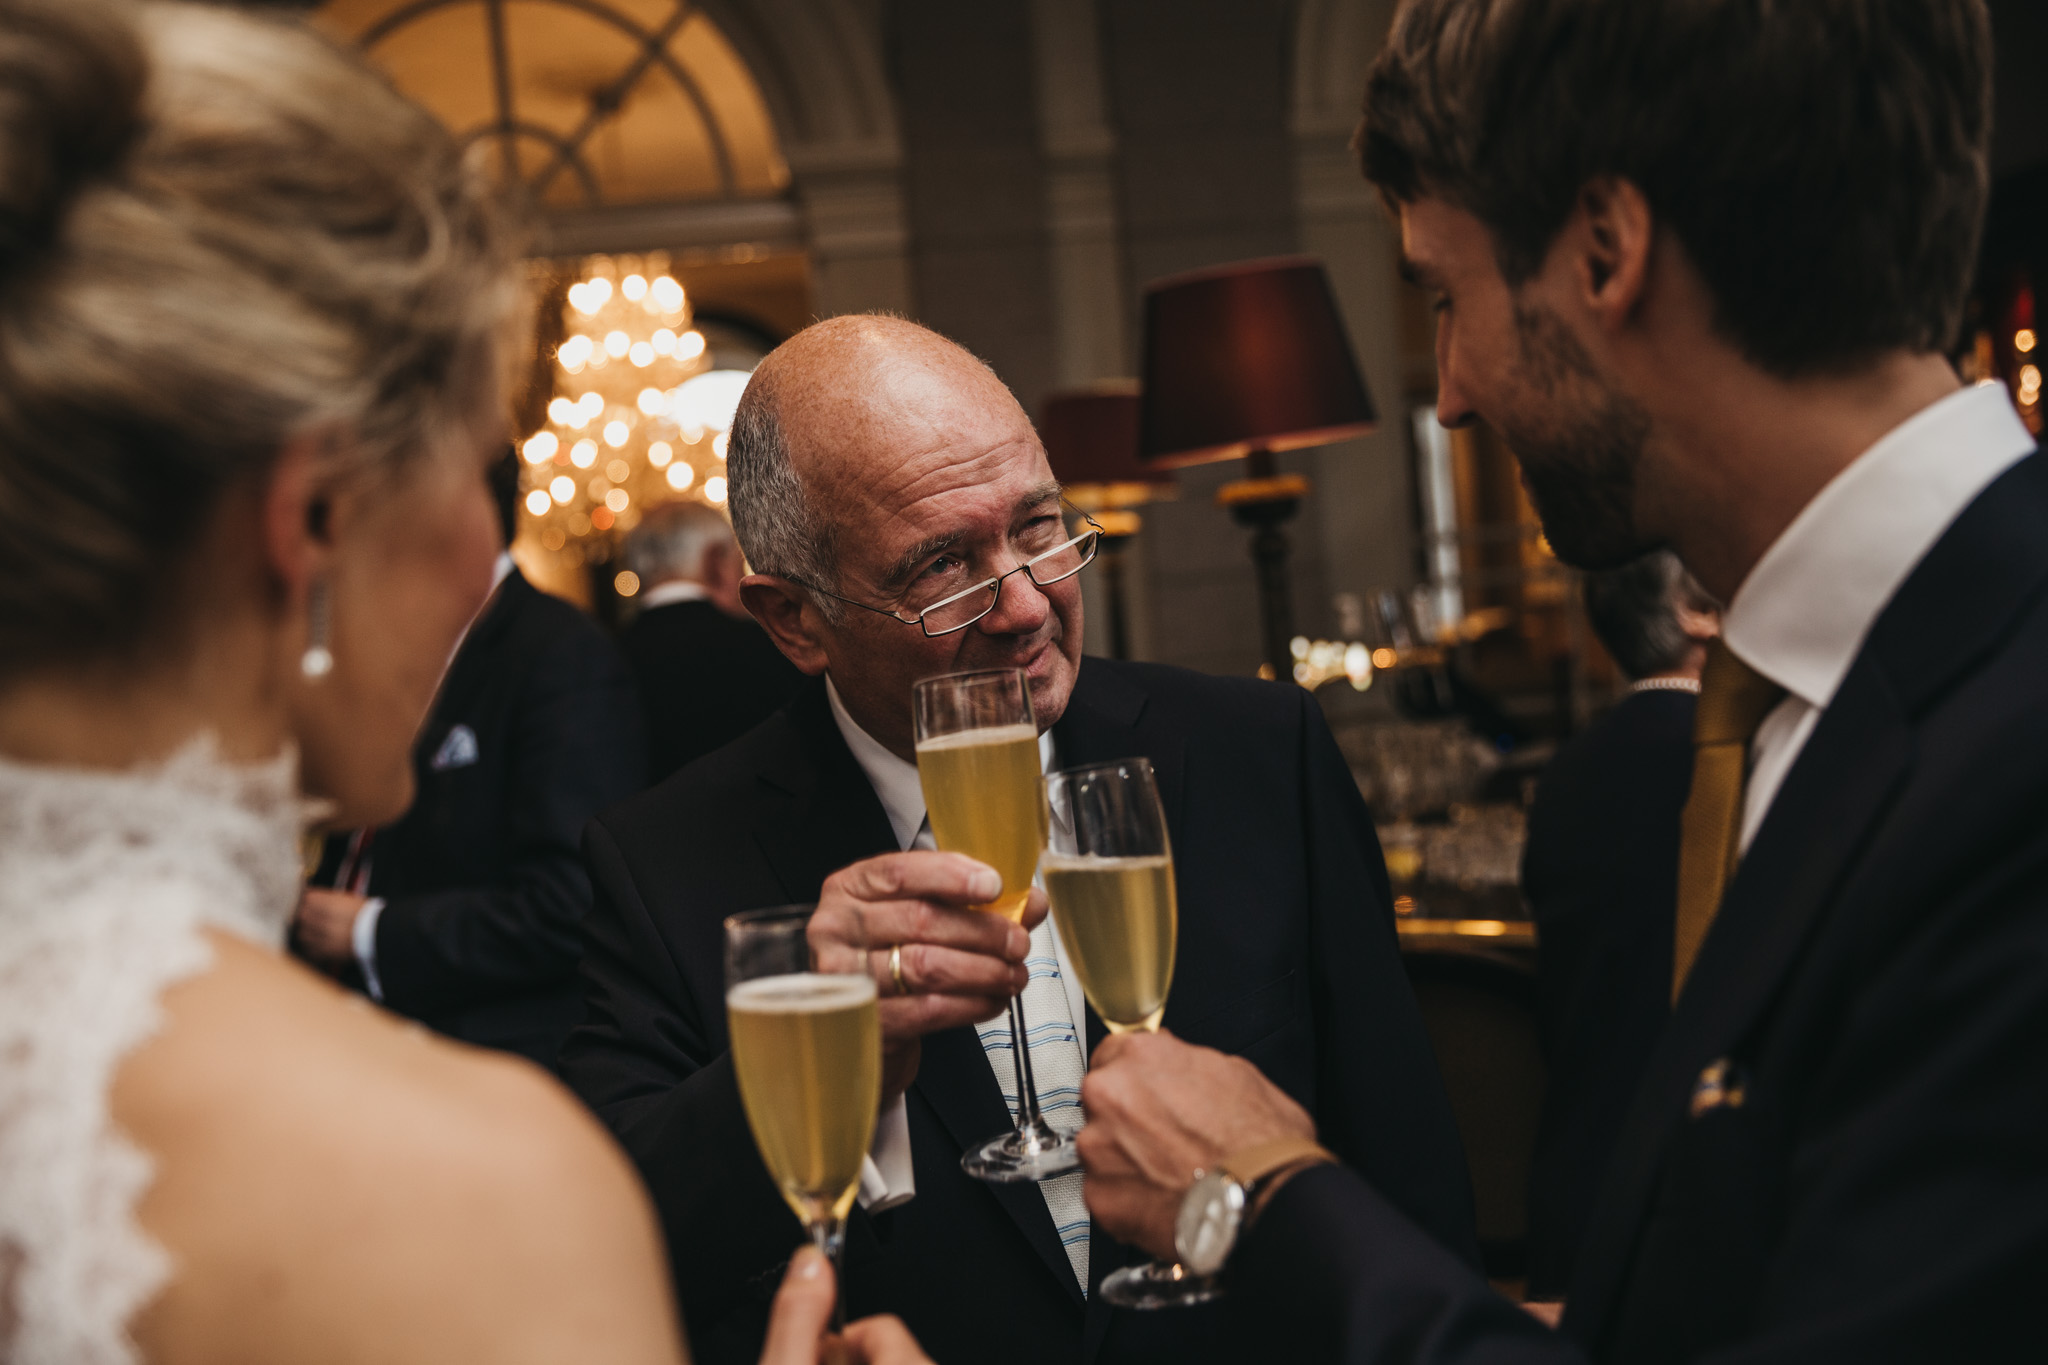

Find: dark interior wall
[1100,0,1300,296]
[889,0,1059,418]
[1989,0,2048,176]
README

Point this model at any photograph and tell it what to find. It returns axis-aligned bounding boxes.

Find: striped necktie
[1672,640,1785,1002]
[975,917,1091,1290]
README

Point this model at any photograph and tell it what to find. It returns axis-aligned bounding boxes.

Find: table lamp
[1040,382,1174,659]
[1138,257,1376,679]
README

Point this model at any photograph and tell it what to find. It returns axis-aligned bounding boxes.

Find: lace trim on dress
[0,738,310,1365]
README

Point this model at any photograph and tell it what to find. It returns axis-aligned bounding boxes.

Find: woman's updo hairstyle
[0,0,523,681]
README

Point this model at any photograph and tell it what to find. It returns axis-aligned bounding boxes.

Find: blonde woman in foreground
[0,3,926,1362]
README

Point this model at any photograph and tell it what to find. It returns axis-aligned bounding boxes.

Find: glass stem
[809,1215,846,1332]
[1008,993,1049,1136]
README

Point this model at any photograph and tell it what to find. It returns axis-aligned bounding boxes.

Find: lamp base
[1216,449,1309,681]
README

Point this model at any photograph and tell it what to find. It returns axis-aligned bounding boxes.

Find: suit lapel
[1567,450,2048,1341]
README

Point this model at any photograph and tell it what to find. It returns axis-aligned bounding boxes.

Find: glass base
[959,1120,1082,1183]
[1100,1260,1223,1310]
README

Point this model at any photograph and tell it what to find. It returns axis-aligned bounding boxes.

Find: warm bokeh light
[670,369,749,434]
[2021,364,2043,406]
[622,274,648,302]
[571,439,598,468]
[522,431,559,463]
[578,391,604,418]
[704,475,728,504]
[648,440,674,468]
[557,334,594,371]
[615,570,641,596]
[638,387,666,415]
[675,329,707,361]
[713,431,730,459]
[604,420,630,448]
[605,487,631,513]
[606,459,631,482]
[547,396,578,426]
[524,489,551,516]
[605,330,630,357]
[1372,647,1398,670]
[652,328,677,355]
[652,276,685,313]
[630,341,655,367]
[549,475,575,504]
[2019,329,2038,355]
[667,462,694,490]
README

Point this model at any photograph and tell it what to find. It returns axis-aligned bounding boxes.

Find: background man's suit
[621,594,806,782]
[325,568,644,1064]
[1216,451,2048,1362]
[558,655,1478,1365]
[1520,687,1692,1297]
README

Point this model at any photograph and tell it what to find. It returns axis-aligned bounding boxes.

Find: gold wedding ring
[890,943,907,996]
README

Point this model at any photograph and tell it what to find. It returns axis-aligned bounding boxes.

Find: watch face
[1174,1172,1245,1277]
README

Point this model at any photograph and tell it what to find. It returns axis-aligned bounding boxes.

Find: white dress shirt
[1723,382,2036,851]
[638,578,710,610]
[350,551,520,997]
[825,678,1088,1216]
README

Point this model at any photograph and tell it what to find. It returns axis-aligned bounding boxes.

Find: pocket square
[1690,1057,1748,1117]
[431,723,479,772]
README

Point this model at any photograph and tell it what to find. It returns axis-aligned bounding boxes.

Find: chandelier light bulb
[546,397,576,426]
[549,475,575,504]
[648,440,674,468]
[638,387,665,415]
[606,459,631,482]
[525,488,551,516]
[713,431,730,459]
[704,475,728,505]
[675,329,707,360]
[652,328,677,355]
[666,462,694,490]
[652,276,685,313]
[571,439,598,468]
[604,420,630,448]
[605,487,631,513]
[585,277,613,309]
[630,341,655,367]
[522,431,558,463]
[622,274,648,302]
[605,330,630,357]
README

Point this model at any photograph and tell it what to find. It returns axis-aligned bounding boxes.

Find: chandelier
[518,251,752,585]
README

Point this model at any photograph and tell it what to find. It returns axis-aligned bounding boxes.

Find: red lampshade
[1138,256,1376,468]
[1040,383,1174,491]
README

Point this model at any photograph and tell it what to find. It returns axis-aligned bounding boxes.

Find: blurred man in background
[622,500,805,781]
[296,450,644,1065]
[1521,551,1718,1299]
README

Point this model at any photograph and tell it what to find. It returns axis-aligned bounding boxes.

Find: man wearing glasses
[558,315,1475,1365]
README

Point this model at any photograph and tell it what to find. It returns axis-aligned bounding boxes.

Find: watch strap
[1218,1135,1335,1188]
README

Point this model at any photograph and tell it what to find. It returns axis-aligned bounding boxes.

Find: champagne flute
[725,904,882,1328]
[912,667,1079,1182]
[1044,758,1218,1309]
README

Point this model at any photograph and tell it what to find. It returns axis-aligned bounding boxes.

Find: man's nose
[978,566,1050,637]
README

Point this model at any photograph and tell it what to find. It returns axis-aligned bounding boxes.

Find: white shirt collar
[1721,382,2036,710]
[490,550,515,594]
[639,579,710,610]
[826,676,1058,853]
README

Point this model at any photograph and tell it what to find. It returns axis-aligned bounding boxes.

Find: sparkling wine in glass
[912,667,1079,1182]
[1045,758,1219,1309]
[725,904,882,1326]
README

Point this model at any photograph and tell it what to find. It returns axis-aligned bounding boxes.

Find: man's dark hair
[1583,550,1715,680]
[487,444,520,548]
[1359,0,1993,377]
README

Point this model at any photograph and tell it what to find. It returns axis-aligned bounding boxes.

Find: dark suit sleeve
[373,628,644,1015]
[558,819,807,1338]
[1295,691,1483,1268]
[1228,1164,1580,1363]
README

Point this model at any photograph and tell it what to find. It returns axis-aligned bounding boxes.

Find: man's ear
[1572,176,1654,332]
[739,573,832,675]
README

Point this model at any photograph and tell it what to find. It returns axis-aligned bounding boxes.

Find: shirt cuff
[857,1093,916,1213]
[351,896,388,1003]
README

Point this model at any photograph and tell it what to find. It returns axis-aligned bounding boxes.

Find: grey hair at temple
[626,500,736,587]
[725,357,843,621]
[1582,550,1717,682]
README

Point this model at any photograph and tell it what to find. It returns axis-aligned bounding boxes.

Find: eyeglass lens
[919,531,1099,634]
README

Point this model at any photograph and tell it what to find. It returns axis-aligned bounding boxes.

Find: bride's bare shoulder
[116,930,686,1365]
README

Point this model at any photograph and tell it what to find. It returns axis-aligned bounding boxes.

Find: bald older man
[559,317,1475,1365]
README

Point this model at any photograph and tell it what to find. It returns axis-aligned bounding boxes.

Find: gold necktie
[1672,640,1785,1002]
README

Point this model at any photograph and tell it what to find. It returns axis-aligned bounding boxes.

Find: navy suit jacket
[559,657,1477,1365]
[1223,451,2048,1362]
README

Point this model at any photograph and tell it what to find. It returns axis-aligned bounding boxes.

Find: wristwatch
[1174,1136,1335,1276]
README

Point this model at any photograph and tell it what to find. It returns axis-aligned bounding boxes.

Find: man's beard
[1499,302,1654,571]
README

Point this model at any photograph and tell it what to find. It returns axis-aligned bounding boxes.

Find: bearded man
[1075,1,2048,1361]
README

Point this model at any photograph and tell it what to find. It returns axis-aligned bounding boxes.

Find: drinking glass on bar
[912,667,1080,1182]
[725,904,882,1327]
[1044,758,1218,1309]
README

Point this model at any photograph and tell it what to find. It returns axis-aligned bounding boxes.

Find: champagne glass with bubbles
[725,904,882,1327]
[1044,758,1218,1309]
[913,667,1080,1182]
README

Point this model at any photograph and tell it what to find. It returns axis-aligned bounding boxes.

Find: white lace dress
[0,741,306,1365]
